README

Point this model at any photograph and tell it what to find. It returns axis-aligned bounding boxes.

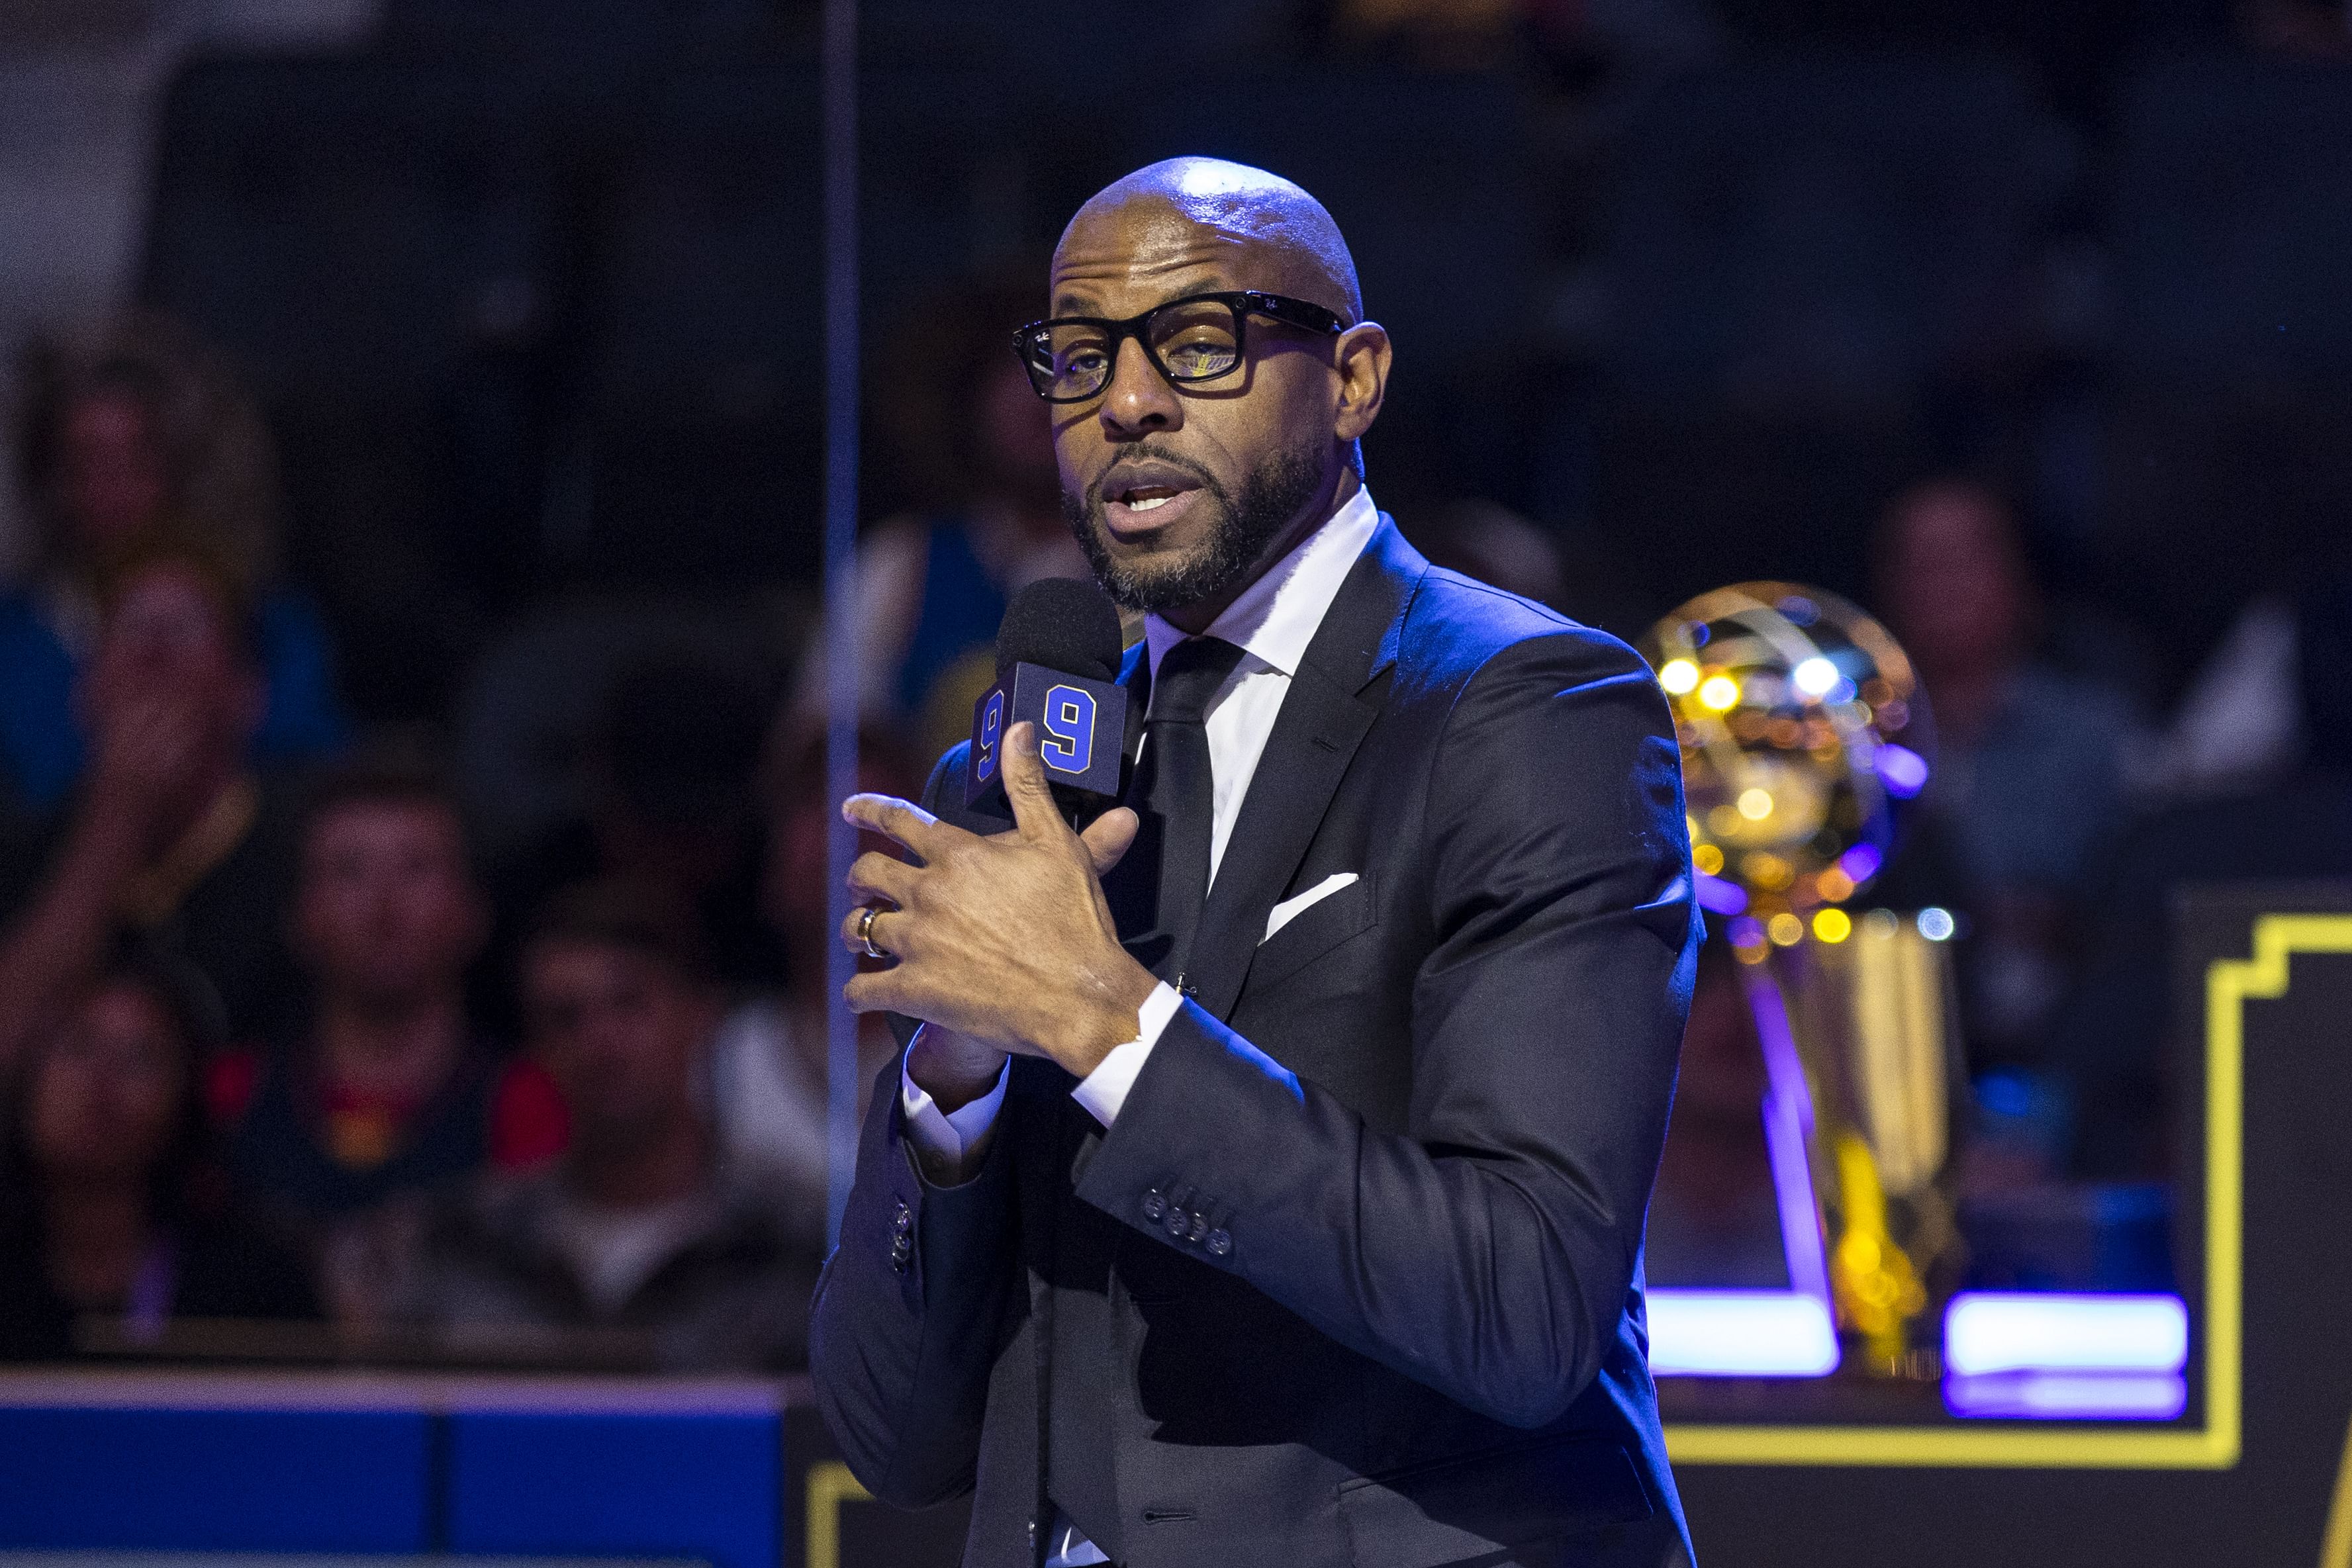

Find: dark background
[7,0,2342,723]
[7,1,2352,1555]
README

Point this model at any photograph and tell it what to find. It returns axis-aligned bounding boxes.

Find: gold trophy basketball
[1641,583,1962,1373]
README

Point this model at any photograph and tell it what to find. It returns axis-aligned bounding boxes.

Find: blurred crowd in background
[5,0,2352,1369]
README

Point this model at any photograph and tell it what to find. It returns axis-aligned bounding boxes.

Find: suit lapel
[1183,517,1427,1020]
[1115,637,1149,753]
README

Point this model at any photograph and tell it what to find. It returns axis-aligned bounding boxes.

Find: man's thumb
[1078,807,1139,877]
[1002,721,1064,840]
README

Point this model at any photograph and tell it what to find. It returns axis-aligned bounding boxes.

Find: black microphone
[966,578,1132,822]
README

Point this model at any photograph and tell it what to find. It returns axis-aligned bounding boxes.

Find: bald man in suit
[813,158,1700,1568]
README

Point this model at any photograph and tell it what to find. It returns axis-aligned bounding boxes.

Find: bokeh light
[1639,581,1932,946]
[1729,915,1769,962]
[1875,743,1931,799]
[1792,655,1839,697]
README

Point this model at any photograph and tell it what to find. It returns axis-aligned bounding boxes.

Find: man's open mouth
[1098,459,1208,535]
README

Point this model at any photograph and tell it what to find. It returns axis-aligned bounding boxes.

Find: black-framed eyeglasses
[1010,290,1346,403]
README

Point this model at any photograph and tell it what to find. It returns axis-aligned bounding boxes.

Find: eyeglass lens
[1030,298,1243,398]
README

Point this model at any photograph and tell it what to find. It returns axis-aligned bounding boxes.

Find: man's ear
[1333,320,1391,446]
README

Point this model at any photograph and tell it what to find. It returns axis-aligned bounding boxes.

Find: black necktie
[1049,635,1242,1564]
[1104,635,1247,984]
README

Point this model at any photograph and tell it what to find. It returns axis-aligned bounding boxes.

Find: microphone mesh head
[995,576,1123,684]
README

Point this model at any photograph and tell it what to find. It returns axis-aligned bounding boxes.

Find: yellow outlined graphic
[1664,913,2352,1467]
[2322,1405,2352,1568]
[2284,921,2352,1566]
[805,1458,874,1568]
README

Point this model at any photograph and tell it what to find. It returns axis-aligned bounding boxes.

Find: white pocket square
[1262,872,1360,945]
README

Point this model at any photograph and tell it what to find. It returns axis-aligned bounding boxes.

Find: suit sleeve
[808,742,1021,1506]
[1072,630,1699,1428]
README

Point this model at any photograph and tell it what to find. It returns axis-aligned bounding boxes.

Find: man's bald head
[1054,158,1363,324]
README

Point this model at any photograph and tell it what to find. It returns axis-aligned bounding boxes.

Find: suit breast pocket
[1247,874,1379,990]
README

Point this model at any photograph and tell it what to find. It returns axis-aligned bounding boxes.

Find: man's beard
[1062,439,1328,614]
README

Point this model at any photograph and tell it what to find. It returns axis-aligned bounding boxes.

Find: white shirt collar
[1143,485,1382,683]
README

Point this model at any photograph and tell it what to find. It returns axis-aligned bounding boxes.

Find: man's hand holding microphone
[839,720,1155,1111]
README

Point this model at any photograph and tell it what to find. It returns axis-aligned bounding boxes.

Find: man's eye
[1162,338,1236,375]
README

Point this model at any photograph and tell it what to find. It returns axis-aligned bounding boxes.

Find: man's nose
[1098,336,1181,441]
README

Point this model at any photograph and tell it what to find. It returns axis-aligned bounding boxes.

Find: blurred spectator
[3,314,348,813]
[2236,0,2352,58]
[0,549,305,1071]
[809,270,1090,763]
[1407,500,1571,607]
[395,880,820,1371]
[212,751,564,1321]
[1302,0,1528,68]
[485,649,784,1028]
[0,947,318,1360]
[700,720,916,1210]
[1405,500,1658,637]
[1872,477,2141,1066]
[1644,937,1791,1288]
[2048,576,2352,1178]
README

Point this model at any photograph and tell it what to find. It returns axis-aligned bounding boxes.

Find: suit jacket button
[1165,1207,1191,1240]
[1141,1189,1166,1222]
[1206,1228,1231,1258]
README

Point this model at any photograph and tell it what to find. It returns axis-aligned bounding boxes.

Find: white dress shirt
[899,484,1382,1170]
[895,486,1380,1567]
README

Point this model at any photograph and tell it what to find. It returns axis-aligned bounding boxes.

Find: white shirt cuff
[899,1037,1010,1183]
[1069,982,1184,1129]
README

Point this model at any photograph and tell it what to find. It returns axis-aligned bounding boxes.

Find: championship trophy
[1641,583,1963,1374]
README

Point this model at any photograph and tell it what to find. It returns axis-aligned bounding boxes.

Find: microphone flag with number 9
[966,663,1128,817]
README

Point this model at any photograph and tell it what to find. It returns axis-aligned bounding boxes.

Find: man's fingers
[846,849,916,906]
[843,969,900,1015]
[841,792,947,861]
[999,721,1076,844]
[839,900,921,961]
[839,903,898,956]
[1078,806,1139,877]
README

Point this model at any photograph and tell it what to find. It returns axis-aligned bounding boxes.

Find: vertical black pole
[821,0,861,1251]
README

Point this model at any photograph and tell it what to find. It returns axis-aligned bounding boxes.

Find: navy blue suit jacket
[812,518,1701,1567]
